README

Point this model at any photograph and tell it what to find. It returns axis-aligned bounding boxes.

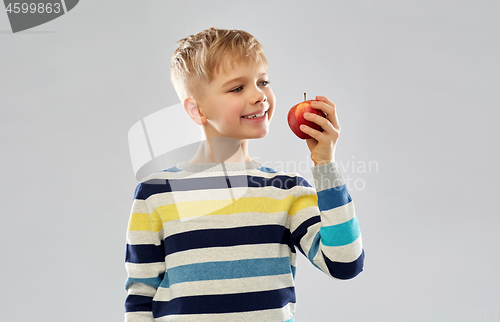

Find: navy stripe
[247,175,312,189]
[290,216,321,256]
[133,183,144,199]
[323,249,365,279]
[125,294,153,313]
[126,243,165,264]
[135,174,312,200]
[153,287,296,317]
[164,225,292,256]
[317,184,351,211]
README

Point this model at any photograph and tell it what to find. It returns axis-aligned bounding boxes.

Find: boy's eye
[229,80,270,93]
[230,86,243,93]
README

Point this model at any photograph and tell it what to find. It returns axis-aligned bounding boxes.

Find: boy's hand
[300,96,340,166]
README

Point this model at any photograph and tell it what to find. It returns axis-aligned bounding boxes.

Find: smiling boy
[182,60,274,164]
[124,27,364,322]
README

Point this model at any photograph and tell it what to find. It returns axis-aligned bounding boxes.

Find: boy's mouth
[241,109,268,119]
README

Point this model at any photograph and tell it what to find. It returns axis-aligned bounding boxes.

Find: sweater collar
[175,159,263,173]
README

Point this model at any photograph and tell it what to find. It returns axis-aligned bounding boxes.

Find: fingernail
[304,112,310,117]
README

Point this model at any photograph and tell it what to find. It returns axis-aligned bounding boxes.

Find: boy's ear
[183,98,205,125]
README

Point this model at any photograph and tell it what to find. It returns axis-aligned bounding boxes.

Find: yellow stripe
[128,212,163,232]
[128,194,319,231]
[288,194,318,216]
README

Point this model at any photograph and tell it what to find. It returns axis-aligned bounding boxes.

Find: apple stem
[304,93,306,101]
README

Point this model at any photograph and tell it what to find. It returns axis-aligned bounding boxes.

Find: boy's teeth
[243,111,265,118]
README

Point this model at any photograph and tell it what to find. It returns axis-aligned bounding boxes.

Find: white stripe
[145,183,303,212]
[126,282,157,297]
[165,243,292,268]
[288,204,318,233]
[129,198,150,214]
[127,230,163,246]
[160,211,289,238]
[125,311,154,322]
[319,200,356,227]
[289,251,297,267]
[126,262,165,279]
[316,235,363,263]
[288,200,355,233]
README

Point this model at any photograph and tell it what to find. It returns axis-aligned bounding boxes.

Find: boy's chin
[251,125,271,139]
[248,131,269,139]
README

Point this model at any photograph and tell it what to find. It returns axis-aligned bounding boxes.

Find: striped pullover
[124,159,364,322]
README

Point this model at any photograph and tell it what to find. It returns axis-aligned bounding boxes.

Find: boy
[124,27,364,321]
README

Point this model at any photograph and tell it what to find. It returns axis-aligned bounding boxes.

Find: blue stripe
[135,174,312,200]
[164,225,292,256]
[125,294,153,313]
[323,249,365,279]
[126,243,165,264]
[317,184,351,211]
[153,287,296,317]
[161,165,182,173]
[125,274,164,290]
[283,318,295,322]
[307,231,321,268]
[158,272,170,289]
[257,165,278,173]
[320,217,360,247]
[166,257,292,286]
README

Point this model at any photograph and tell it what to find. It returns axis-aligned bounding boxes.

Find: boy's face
[194,59,275,141]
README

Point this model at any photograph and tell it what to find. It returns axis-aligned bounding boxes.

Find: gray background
[1,1,499,321]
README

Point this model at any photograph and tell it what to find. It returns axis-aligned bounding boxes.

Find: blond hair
[170,27,268,101]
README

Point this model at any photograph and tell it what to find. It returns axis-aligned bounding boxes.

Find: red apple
[287,99,327,139]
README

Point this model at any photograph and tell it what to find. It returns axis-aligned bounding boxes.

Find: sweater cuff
[311,161,346,192]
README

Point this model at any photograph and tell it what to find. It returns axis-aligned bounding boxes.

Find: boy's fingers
[316,95,335,107]
[300,124,322,141]
[304,111,334,132]
[330,109,341,132]
[302,115,340,142]
[312,98,341,132]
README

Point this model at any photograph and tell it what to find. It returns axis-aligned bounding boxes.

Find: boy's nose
[252,88,267,104]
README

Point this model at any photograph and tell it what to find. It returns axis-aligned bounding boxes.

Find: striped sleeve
[124,182,165,322]
[289,161,364,280]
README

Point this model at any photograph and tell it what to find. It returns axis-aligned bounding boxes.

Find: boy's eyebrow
[221,72,268,88]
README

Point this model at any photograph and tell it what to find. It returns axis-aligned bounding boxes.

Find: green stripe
[320,217,360,247]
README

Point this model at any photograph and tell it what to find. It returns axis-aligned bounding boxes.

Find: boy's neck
[188,136,252,164]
